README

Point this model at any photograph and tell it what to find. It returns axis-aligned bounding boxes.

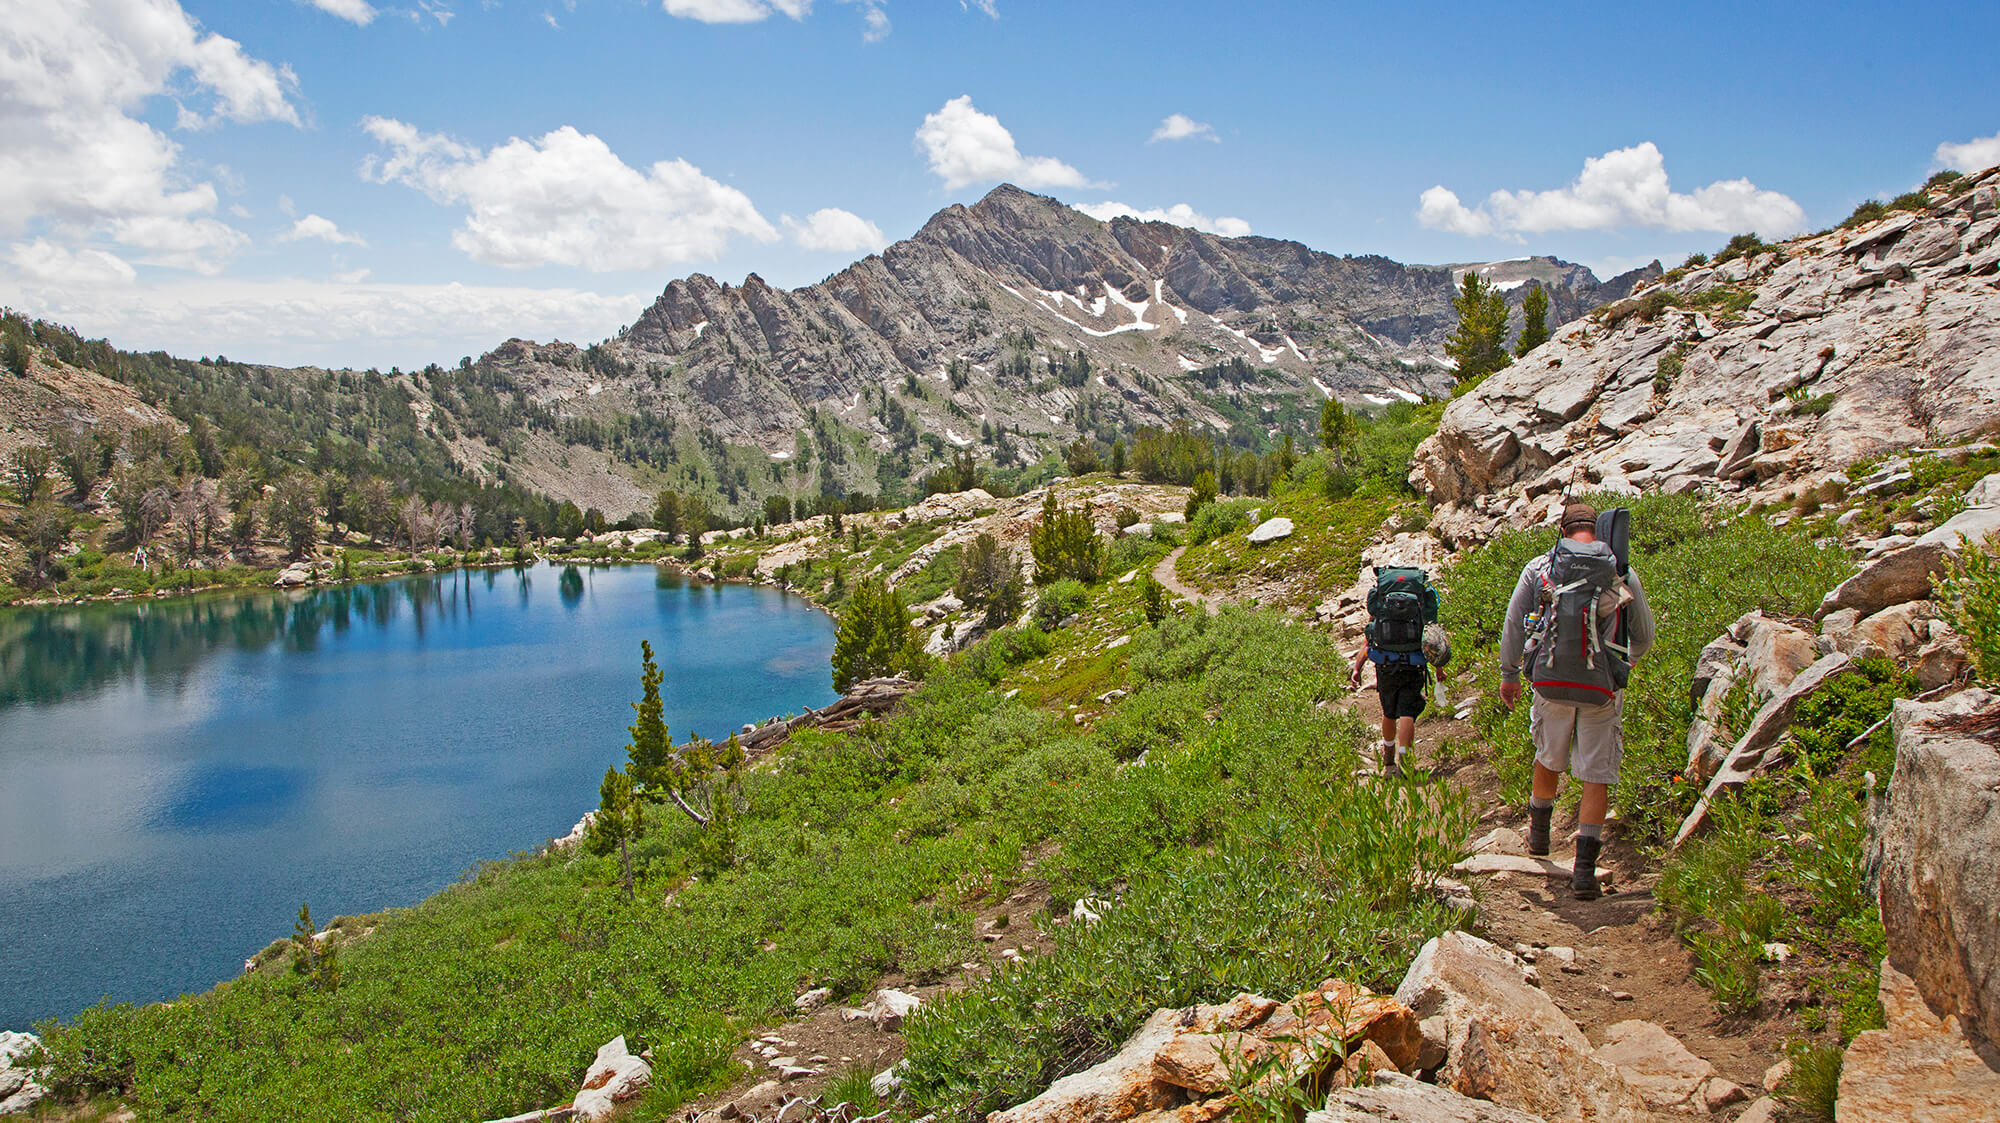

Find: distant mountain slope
[465,185,1655,513]
[4,187,1658,525]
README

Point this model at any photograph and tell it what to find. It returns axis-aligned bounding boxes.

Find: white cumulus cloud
[783,208,886,253]
[1936,129,2000,174]
[8,240,140,287]
[361,117,779,270]
[0,0,298,276]
[916,96,1093,192]
[1416,142,1806,239]
[304,0,377,25]
[1074,201,1249,238]
[663,0,810,23]
[280,214,367,246]
[1150,114,1216,143]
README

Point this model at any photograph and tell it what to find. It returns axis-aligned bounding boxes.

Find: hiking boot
[1527,804,1552,857]
[1379,742,1400,777]
[1572,836,1604,901]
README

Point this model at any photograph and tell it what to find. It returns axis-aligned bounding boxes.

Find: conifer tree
[1030,493,1105,584]
[1516,284,1551,356]
[832,580,925,690]
[1445,272,1512,385]
[626,640,671,787]
[1318,399,1355,469]
[586,766,641,899]
[1110,439,1127,478]
[654,490,683,541]
[1184,471,1217,521]
[290,903,341,993]
[683,495,711,559]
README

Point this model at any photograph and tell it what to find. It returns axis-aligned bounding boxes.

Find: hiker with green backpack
[1348,563,1448,776]
[1497,502,1656,900]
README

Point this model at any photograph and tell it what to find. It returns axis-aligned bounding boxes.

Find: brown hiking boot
[1380,742,1401,777]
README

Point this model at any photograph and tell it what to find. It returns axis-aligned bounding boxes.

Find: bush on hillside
[1031,578,1089,630]
[1030,493,1105,585]
[1185,497,1261,546]
[1940,539,2000,682]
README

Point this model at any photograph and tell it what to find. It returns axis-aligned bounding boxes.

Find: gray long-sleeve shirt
[1499,551,1656,684]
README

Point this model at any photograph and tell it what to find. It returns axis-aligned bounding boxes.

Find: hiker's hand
[1348,664,1363,689]
[1500,680,1521,708]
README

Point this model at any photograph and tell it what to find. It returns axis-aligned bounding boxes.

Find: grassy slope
[31,484,1466,1122]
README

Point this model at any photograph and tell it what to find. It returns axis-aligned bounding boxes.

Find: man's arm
[1349,636,1370,686]
[1498,564,1539,684]
[1623,567,1657,664]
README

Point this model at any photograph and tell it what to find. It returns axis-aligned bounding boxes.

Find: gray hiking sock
[1529,797,1555,811]
[1577,822,1603,840]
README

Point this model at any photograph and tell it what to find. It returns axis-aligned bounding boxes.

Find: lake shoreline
[1,560,842,1031]
[3,536,831,614]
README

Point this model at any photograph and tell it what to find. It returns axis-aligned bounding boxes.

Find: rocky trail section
[1414,166,2000,545]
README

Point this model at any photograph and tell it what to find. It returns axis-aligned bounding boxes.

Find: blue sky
[6,0,1998,370]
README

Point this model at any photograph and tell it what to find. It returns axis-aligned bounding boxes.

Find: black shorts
[1375,662,1429,721]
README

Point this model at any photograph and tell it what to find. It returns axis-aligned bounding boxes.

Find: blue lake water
[0,563,838,1030]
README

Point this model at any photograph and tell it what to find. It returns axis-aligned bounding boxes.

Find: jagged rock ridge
[1412,165,2000,543]
[478,185,1654,509]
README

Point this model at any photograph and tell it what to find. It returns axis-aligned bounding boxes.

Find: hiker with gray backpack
[1349,563,1450,776]
[1497,502,1656,900]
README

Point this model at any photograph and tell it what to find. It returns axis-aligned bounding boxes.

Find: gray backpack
[1528,538,1628,706]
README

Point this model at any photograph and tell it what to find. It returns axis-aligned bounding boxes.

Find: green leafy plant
[1778,1041,1844,1122]
[1654,345,1687,395]
[1939,538,2000,682]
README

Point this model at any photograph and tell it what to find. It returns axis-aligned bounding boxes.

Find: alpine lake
[0,562,838,1030]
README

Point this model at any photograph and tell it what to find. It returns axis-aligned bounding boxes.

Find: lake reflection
[0,563,837,1029]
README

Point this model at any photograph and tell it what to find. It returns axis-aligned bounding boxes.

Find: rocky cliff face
[1412,166,2000,543]
[475,185,1653,510]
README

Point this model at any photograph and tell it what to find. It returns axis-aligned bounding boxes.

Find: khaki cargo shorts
[1530,692,1625,785]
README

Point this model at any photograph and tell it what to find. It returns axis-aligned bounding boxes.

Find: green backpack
[1366,566,1440,665]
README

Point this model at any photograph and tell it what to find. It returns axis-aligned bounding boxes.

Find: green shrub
[1791,659,1911,779]
[964,625,1052,683]
[1637,288,1677,321]
[1841,200,1889,229]
[1032,578,1090,630]
[1185,497,1262,546]
[1714,232,1767,264]
[1655,346,1686,395]
[1940,539,2000,682]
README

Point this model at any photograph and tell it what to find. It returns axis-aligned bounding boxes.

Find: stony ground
[1353,687,1790,1113]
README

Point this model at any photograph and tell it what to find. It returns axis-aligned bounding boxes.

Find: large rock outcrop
[1413,166,2000,543]
[987,983,1422,1123]
[1872,688,2000,1052]
[1836,960,2000,1122]
[1394,932,1652,1123]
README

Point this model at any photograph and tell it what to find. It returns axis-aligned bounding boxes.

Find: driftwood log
[723,676,918,758]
